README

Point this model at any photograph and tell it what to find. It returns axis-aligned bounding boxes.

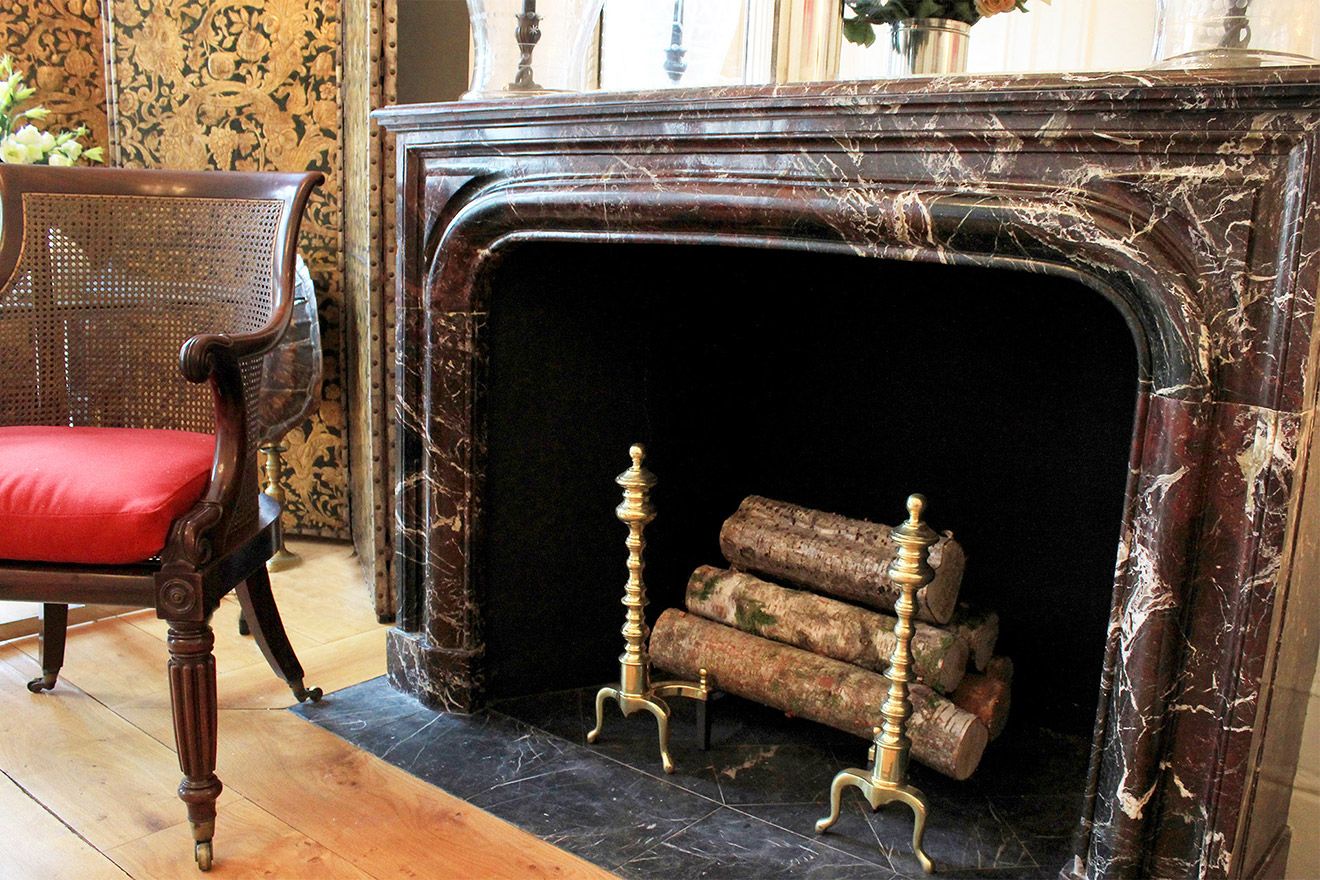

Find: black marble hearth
[295,677,1088,878]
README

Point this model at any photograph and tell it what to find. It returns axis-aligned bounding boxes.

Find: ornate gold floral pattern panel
[104,0,350,537]
[0,0,109,151]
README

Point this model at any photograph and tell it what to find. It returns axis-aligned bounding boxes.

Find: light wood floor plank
[0,771,129,880]
[117,706,612,879]
[0,650,237,851]
[212,628,386,709]
[1,541,610,878]
[108,797,373,880]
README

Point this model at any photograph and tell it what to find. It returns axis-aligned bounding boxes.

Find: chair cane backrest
[0,167,321,558]
[0,181,286,435]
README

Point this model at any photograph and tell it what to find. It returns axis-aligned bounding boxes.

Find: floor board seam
[0,767,132,877]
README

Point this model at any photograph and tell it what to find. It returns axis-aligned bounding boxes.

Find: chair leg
[166,620,223,872]
[26,603,68,693]
[237,613,250,637]
[235,567,322,704]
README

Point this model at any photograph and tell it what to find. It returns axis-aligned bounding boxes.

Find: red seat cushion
[0,426,214,565]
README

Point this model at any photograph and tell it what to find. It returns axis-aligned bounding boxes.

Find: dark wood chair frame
[0,166,324,872]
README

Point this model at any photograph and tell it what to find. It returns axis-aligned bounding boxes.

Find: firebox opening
[481,241,1138,741]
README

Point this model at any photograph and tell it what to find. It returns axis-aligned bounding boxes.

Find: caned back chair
[0,166,324,872]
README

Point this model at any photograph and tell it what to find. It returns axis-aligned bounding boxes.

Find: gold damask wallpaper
[103,0,350,537]
[0,0,108,150]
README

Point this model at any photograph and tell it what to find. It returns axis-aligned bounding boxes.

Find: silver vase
[887,19,971,76]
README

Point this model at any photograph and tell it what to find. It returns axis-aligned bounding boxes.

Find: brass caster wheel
[26,673,57,693]
[291,680,323,703]
[195,840,213,872]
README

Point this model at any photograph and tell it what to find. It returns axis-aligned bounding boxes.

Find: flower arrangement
[0,55,104,166]
[843,0,1030,46]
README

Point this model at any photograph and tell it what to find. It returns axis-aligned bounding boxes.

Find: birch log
[684,566,969,693]
[950,656,1013,740]
[651,609,989,780]
[719,496,965,624]
[950,605,1000,672]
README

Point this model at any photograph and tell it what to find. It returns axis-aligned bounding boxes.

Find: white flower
[0,137,32,164]
[12,124,44,148]
[10,125,56,161]
[58,140,82,161]
[46,151,74,167]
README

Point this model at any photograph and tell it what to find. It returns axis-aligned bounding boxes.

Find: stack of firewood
[651,496,1011,781]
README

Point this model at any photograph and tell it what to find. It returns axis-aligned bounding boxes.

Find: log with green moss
[651,609,989,780]
[949,604,1000,671]
[685,566,969,693]
[719,495,965,624]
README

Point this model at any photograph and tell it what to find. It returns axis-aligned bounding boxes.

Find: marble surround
[374,69,1320,879]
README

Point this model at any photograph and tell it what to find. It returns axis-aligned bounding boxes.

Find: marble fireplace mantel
[375,68,1320,880]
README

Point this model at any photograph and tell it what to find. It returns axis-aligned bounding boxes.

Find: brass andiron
[816,493,937,874]
[261,443,301,573]
[587,444,710,774]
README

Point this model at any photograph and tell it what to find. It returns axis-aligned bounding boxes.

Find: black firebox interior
[480,241,1137,737]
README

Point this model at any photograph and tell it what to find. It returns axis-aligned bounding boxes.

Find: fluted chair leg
[26,603,68,693]
[167,620,223,872]
[235,567,322,704]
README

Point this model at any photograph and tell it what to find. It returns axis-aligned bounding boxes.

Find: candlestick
[261,443,301,572]
[664,0,688,84]
[509,0,543,90]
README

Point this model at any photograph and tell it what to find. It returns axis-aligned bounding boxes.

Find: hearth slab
[295,678,1088,878]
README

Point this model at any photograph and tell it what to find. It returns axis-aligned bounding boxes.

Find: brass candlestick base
[586,444,709,774]
[261,443,301,572]
[816,494,937,874]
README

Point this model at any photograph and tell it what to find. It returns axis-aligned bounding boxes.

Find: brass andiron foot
[816,494,938,874]
[261,443,301,573]
[586,444,709,774]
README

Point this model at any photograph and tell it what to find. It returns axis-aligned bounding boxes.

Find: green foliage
[842,0,1030,46]
[842,15,878,47]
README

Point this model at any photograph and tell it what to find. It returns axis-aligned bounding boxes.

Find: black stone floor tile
[616,805,899,880]
[291,675,436,756]
[736,799,907,869]
[467,750,720,868]
[297,677,1089,880]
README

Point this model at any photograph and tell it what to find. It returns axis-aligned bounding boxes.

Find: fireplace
[478,242,1135,735]
[375,68,1320,879]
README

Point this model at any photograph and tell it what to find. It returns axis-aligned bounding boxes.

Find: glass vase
[1153,0,1319,68]
[597,0,758,90]
[464,0,606,99]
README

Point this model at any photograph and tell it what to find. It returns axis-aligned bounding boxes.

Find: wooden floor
[0,540,609,879]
